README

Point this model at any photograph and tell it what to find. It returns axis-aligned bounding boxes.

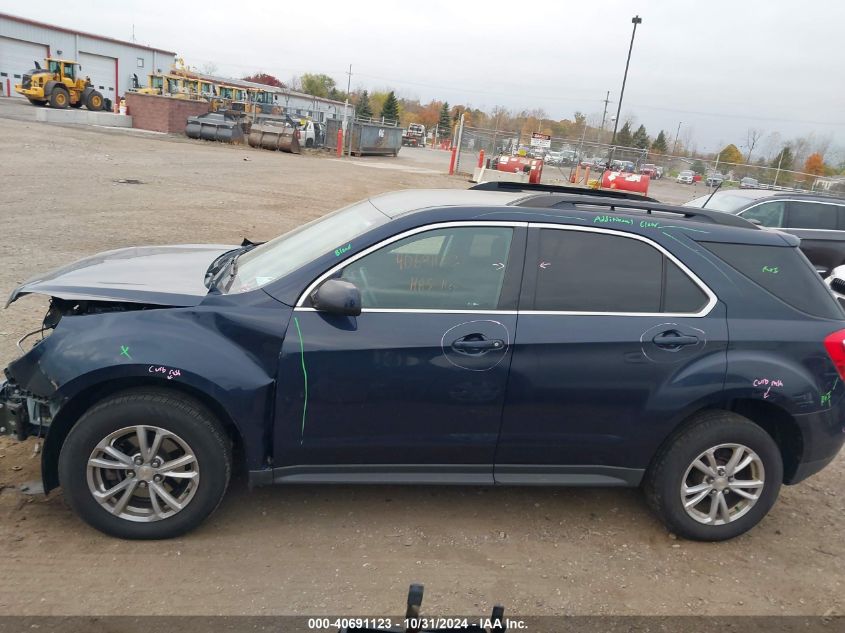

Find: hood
[6,244,237,308]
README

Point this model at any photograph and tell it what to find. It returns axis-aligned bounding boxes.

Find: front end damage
[0,377,56,441]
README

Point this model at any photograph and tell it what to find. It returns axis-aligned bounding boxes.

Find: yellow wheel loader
[15,58,104,111]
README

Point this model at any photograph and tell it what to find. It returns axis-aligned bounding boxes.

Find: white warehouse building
[0,12,175,102]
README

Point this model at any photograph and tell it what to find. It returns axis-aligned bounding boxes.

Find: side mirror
[310,279,361,316]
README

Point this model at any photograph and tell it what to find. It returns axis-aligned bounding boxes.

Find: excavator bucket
[248,121,301,154]
[185,111,245,144]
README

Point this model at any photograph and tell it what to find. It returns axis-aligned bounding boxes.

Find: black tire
[49,87,70,109]
[58,389,231,539]
[643,410,782,541]
[86,90,104,111]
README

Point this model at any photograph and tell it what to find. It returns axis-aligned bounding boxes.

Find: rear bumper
[787,409,845,484]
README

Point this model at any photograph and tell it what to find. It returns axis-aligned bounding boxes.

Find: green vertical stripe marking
[293,317,308,440]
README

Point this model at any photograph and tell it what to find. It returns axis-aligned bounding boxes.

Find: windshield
[685,193,756,213]
[227,199,388,293]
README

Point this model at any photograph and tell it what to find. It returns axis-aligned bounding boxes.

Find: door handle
[652,331,699,347]
[451,335,505,354]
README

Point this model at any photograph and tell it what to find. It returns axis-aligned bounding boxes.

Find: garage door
[0,36,49,99]
[78,52,116,99]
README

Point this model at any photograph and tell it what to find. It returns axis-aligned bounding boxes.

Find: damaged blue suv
[2,183,844,541]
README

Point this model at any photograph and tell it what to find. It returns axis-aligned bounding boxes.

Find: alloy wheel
[680,443,765,525]
[86,425,200,522]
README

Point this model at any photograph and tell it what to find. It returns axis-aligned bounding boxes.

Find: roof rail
[517,194,758,229]
[470,180,658,202]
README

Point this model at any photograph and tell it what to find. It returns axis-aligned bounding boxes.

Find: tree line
[243,70,844,178]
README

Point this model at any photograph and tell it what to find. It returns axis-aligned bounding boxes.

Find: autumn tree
[770,146,794,171]
[615,121,633,148]
[356,90,373,119]
[438,102,451,137]
[717,144,743,165]
[804,152,826,176]
[651,130,668,153]
[299,73,337,98]
[242,72,285,88]
[380,91,399,123]
[632,124,650,150]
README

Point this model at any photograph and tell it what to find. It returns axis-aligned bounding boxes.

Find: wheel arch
[646,400,803,485]
[42,377,244,492]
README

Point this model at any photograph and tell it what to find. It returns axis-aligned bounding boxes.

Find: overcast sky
[5,0,844,156]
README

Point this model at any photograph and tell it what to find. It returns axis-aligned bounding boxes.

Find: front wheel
[58,389,231,539]
[644,410,782,541]
[86,90,104,111]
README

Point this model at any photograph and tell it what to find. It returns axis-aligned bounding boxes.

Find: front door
[495,225,728,486]
[274,223,526,483]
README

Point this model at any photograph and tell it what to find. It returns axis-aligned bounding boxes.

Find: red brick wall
[125,93,209,133]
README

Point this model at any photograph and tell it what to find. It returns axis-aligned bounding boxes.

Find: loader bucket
[185,112,245,144]
[247,122,301,154]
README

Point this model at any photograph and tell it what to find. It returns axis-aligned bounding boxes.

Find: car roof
[369,189,529,217]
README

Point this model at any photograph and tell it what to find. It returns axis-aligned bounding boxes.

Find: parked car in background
[740,177,759,189]
[685,190,845,275]
[677,170,695,184]
[610,160,636,173]
[3,183,844,542]
[705,173,725,187]
[640,164,662,179]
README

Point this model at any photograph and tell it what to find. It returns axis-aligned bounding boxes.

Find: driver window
[340,226,513,310]
[741,201,784,227]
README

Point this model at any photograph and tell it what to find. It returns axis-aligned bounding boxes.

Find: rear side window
[787,201,838,229]
[702,242,842,319]
[741,201,784,228]
[531,229,709,313]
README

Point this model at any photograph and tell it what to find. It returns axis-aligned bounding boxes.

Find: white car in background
[677,170,695,184]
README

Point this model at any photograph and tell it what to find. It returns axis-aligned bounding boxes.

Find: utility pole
[609,15,642,165]
[598,91,611,142]
[342,64,352,157]
[672,121,682,155]
[773,150,784,187]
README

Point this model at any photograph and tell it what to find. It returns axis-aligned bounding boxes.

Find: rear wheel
[86,90,104,111]
[49,87,69,109]
[644,410,782,541]
[58,389,231,539]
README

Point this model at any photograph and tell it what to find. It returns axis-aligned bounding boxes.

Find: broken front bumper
[0,379,30,440]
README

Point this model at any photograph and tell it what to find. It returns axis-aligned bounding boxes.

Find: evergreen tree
[380,91,399,123]
[632,124,650,150]
[770,146,794,171]
[438,101,451,137]
[651,130,668,153]
[615,121,633,148]
[356,91,372,119]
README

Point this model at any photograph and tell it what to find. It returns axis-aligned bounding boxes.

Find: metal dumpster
[326,118,402,156]
[185,111,245,144]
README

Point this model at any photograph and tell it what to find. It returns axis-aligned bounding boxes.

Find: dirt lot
[0,102,843,618]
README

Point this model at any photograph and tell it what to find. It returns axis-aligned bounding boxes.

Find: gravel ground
[0,101,842,618]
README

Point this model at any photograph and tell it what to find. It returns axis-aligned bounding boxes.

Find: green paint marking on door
[120,345,131,359]
[294,317,308,440]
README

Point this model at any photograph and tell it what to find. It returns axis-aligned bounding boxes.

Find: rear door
[273,222,526,482]
[495,224,728,485]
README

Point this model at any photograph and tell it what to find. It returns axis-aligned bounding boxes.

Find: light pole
[672,121,682,155]
[608,15,642,165]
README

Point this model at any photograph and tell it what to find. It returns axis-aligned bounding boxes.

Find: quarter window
[787,201,838,230]
[741,201,784,227]
[531,229,707,313]
[340,227,513,310]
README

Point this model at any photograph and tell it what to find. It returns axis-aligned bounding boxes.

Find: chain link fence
[453,124,840,194]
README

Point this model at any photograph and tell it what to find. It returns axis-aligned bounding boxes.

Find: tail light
[823,329,845,379]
